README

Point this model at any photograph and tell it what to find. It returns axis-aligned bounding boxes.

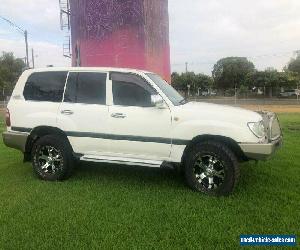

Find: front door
[57,71,110,155]
[107,72,172,160]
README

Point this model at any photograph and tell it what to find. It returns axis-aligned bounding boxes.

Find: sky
[0,0,299,75]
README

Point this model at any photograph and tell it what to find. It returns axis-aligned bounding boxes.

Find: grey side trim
[66,131,189,145]
[11,127,32,133]
[172,139,190,145]
[2,131,29,152]
[65,131,170,143]
[11,127,189,146]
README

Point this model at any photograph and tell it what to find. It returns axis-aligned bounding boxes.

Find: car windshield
[146,73,186,106]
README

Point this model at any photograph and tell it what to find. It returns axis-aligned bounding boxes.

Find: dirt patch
[239,105,300,113]
[287,125,300,131]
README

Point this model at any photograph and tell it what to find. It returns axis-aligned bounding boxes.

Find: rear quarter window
[23,71,68,102]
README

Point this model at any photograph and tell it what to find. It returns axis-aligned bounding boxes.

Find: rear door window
[64,72,107,105]
[23,71,68,102]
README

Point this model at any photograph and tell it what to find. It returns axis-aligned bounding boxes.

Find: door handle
[111,113,126,119]
[61,110,74,115]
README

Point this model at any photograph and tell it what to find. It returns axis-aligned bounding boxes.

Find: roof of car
[25,67,153,74]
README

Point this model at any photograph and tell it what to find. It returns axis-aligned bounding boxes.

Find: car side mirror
[151,95,167,109]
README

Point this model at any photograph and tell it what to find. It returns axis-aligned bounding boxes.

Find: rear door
[11,71,68,131]
[57,71,110,155]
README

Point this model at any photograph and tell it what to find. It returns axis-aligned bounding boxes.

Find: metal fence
[180,87,300,106]
[189,97,300,106]
[0,100,7,108]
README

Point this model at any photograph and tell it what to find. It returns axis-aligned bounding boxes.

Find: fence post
[235,85,237,105]
[297,83,299,103]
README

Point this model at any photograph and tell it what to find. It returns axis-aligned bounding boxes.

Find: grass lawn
[0,114,299,249]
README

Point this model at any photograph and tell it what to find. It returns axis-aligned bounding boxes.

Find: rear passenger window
[64,72,106,105]
[23,71,68,102]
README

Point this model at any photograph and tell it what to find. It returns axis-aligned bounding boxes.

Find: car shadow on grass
[70,160,260,196]
[73,161,186,190]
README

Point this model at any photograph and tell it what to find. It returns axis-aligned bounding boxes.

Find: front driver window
[111,72,157,107]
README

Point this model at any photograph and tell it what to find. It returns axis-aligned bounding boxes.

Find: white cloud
[0,0,61,33]
[169,0,300,74]
[1,0,300,74]
[0,38,71,68]
[0,0,69,67]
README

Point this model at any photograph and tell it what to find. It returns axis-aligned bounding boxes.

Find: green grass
[0,114,299,249]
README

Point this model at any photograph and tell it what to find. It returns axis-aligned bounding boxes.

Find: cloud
[1,0,299,75]
[0,0,61,34]
[0,0,69,67]
[0,38,71,68]
[169,0,300,74]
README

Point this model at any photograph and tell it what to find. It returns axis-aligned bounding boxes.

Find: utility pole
[0,16,29,67]
[25,30,29,67]
[185,62,190,97]
[31,48,35,68]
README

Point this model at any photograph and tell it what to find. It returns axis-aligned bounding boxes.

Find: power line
[0,15,29,67]
[0,16,24,34]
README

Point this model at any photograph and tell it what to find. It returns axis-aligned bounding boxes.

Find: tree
[212,57,255,90]
[287,52,300,74]
[194,73,214,90]
[244,70,298,97]
[0,52,26,99]
[171,72,213,95]
[171,72,184,90]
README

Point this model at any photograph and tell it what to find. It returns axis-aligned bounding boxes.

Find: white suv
[2,67,282,195]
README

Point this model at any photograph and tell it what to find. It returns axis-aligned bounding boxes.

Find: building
[68,0,171,82]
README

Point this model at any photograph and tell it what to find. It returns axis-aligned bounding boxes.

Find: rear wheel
[184,141,239,196]
[32,135,74,181]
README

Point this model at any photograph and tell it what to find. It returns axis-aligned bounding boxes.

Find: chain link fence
[0,100,8,109]
[179,87,300,106]
[189,97,300,106]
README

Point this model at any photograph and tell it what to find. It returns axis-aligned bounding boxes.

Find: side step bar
[80,155,163,168]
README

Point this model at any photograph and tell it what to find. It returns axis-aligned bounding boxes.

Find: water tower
[59,0,171,82]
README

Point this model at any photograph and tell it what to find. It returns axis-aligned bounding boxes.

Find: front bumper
[239,137,283,161]
[2,131,29,152]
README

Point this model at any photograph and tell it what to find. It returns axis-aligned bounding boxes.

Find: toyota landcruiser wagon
[2,67,282,196]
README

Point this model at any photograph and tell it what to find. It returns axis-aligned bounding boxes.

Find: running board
[80,155,163,168]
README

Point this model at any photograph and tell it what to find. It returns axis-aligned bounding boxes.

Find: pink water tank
[69,0,171,82]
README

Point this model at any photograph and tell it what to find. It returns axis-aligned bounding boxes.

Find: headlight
[248,121,266,138]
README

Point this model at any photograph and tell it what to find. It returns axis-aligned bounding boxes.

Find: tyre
[184,141,239,196]
[31,135,74,181]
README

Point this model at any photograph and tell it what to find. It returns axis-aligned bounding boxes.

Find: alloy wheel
[37,145,63,175]
[193,154,225,190]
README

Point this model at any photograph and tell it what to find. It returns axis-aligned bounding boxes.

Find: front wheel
[184,141,240,196]
[32,135,74,181]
